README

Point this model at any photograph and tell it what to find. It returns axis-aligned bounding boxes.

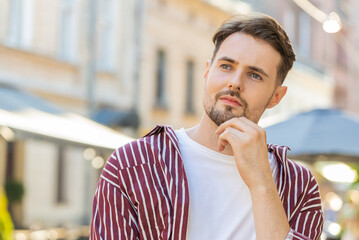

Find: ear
[203,60,211,84]
[267,86,287,109]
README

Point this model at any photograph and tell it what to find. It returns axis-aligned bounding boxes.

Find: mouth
[219,95,242,107]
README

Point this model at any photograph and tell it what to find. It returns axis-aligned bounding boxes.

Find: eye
[249,72,262,80]
[219,64,232,71]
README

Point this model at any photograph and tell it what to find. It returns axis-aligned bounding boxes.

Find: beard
[203,89,271,126]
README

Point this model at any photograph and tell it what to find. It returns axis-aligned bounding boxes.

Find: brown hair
[211,13,296,85]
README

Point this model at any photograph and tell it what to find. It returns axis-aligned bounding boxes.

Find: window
[8,0,33,47]
[155,50,167,109]
[56,145,67,204]
[337,0,349,18]
[98,0,115,71]
[58,0,76,61]
[185,60,195,114]
[298,12,311,58]
[5,142,15,181]
[336,42,347,68]
[8,0,23,45]
[283,9,296,46]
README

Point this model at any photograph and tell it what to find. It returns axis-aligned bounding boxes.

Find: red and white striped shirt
[91,125,323,240]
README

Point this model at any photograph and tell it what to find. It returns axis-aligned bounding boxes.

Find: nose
[227,69,243,91]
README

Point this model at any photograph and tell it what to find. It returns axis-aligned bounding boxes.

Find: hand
[215,117,273,189]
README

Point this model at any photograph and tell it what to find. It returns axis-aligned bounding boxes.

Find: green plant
[4,179,24,203]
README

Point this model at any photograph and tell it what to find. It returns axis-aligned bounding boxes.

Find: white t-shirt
[175,128,278,240]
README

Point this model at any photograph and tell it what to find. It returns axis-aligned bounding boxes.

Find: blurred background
[0,0,358,239]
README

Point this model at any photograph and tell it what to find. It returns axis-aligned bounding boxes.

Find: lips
[219,96,241,106]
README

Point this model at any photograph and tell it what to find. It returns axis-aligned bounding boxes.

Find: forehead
[214,33,281,78]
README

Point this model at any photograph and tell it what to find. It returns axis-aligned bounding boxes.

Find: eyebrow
[217,56,238,64]
[248,66,269,78]
[217,56,269,78]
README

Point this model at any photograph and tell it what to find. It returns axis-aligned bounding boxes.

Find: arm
[215,117,290,239]
[235,158,323,240]
[216,117,323,239]
[249,176,290,239]
[90,153,139,240]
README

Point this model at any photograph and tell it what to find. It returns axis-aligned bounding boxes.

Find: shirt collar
[144,125,291,167]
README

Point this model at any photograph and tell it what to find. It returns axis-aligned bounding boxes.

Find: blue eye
[219,64,231,71]
[249,72,262,80]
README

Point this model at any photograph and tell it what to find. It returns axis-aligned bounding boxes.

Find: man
[91,13,323,240]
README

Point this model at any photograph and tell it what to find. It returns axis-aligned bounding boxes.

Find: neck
[186,112,234,156]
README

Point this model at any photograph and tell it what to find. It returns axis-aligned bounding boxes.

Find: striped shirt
[91,125,323,240]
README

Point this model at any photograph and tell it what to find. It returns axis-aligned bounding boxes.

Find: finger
[218,127,233,151]
[237,117,265,132]
[215,117,258,135]
[217,127,247,151]
[218,138,228,151]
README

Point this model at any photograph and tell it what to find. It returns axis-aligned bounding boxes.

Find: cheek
[205,76,225,94]
[247,90,273,109]
[203,86,214,104]
[203,85,218,109]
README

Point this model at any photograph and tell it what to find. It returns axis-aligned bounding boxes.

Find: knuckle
[253,128,265,138]
[261,128,266,137]
[222,127,235,139]
[220,128,230,137]
[254,130,261,138]
[241,137,251,146]
[224,127,232,135]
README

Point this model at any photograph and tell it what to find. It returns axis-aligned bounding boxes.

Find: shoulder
[109,125,178,170]
[286,158,314,186]
[269,145,322,216]
[269,144,319,196]
[100,125,179,189]
[99,137,160,189]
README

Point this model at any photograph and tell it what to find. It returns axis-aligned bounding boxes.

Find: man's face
[203,32,286,125]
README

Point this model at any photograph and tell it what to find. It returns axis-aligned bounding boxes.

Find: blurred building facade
[0,85,132,231]
[0,0,136,232]
[0,0,137,127]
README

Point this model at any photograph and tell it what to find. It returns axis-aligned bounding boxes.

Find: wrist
[248,176,277,196]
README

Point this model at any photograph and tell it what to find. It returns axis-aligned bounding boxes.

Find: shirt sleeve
[285,174,324,240]
[90,150,140,240]
[90,178,139,240]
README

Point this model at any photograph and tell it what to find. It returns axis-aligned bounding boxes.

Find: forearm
[250,176,289,240]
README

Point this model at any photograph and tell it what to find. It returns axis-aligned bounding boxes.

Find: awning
[94,108,140,129]
[0,86,133,150]
[265,108,359,162]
